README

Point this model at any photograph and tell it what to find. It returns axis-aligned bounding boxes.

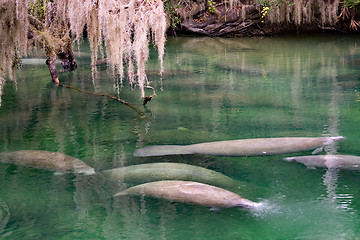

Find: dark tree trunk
[46,56,59,84]
[57,50,77,71]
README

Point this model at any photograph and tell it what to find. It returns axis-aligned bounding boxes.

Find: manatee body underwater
[134,136,344,157]
[101,162,240,188]
[284,154,360,170]
[114,180,262,210]
[0,150,95,175]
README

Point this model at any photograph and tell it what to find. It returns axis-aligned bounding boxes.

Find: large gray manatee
[284,154,360,170]
[114,180,262,210]
[0,150,95,175]
[102,162,241,188]
[134,136,344,157]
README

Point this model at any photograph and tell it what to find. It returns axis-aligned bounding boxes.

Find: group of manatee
[2,135,359,211]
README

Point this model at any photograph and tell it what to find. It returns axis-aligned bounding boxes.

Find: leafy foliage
[208,0,216,14]
[164,0,181,29]
[342,0,360,8]
[28,0,50,21]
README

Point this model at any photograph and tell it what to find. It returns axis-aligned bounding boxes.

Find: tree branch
[142,85,156,105]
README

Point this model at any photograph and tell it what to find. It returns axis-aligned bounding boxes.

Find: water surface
[1,34,360,239]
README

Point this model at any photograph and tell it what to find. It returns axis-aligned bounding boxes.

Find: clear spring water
[1,34,360,239]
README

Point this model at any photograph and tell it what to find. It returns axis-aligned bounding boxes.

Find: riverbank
[166,1,360,37]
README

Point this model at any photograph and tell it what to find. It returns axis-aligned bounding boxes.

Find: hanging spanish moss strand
[265,0,340,27]
[67,0,167,99]
[0,0,30,79]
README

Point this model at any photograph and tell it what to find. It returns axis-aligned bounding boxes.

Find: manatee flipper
[312,147,323,155]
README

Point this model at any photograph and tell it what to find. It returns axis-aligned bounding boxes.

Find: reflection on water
[0,77,4,108]
[0,200,9,234]
[1,34,360,239]
[319,55,354,212]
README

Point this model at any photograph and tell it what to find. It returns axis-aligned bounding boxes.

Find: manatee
[134,136,344,157]
[102,162,239,188]
[114,180,261,210]
[284,154,360,170]
[0,150,95,175]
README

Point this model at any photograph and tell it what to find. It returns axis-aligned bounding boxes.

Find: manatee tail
[80,168,96,175]
[312,136,345,154]
[134,145,193,157]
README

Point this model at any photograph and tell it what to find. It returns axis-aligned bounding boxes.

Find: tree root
[179,4,262,37]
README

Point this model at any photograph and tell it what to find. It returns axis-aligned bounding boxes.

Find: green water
[1,34,360,239]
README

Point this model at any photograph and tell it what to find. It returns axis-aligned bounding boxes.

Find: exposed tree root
[178,4,264,37]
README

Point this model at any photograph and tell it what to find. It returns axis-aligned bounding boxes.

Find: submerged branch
[58,83,146,117]
[142,85,156,105]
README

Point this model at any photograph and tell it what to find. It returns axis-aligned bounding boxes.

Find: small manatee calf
[0,150,95,175]
[102,162,239,188]
[284,155,360,170]
[134,136,344,157]
[114,180,262,210]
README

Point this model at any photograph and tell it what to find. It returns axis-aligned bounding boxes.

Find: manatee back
[115,180,258,209]
[102,162,237,187]
[134,145,192,157]
[0,150,95,174]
